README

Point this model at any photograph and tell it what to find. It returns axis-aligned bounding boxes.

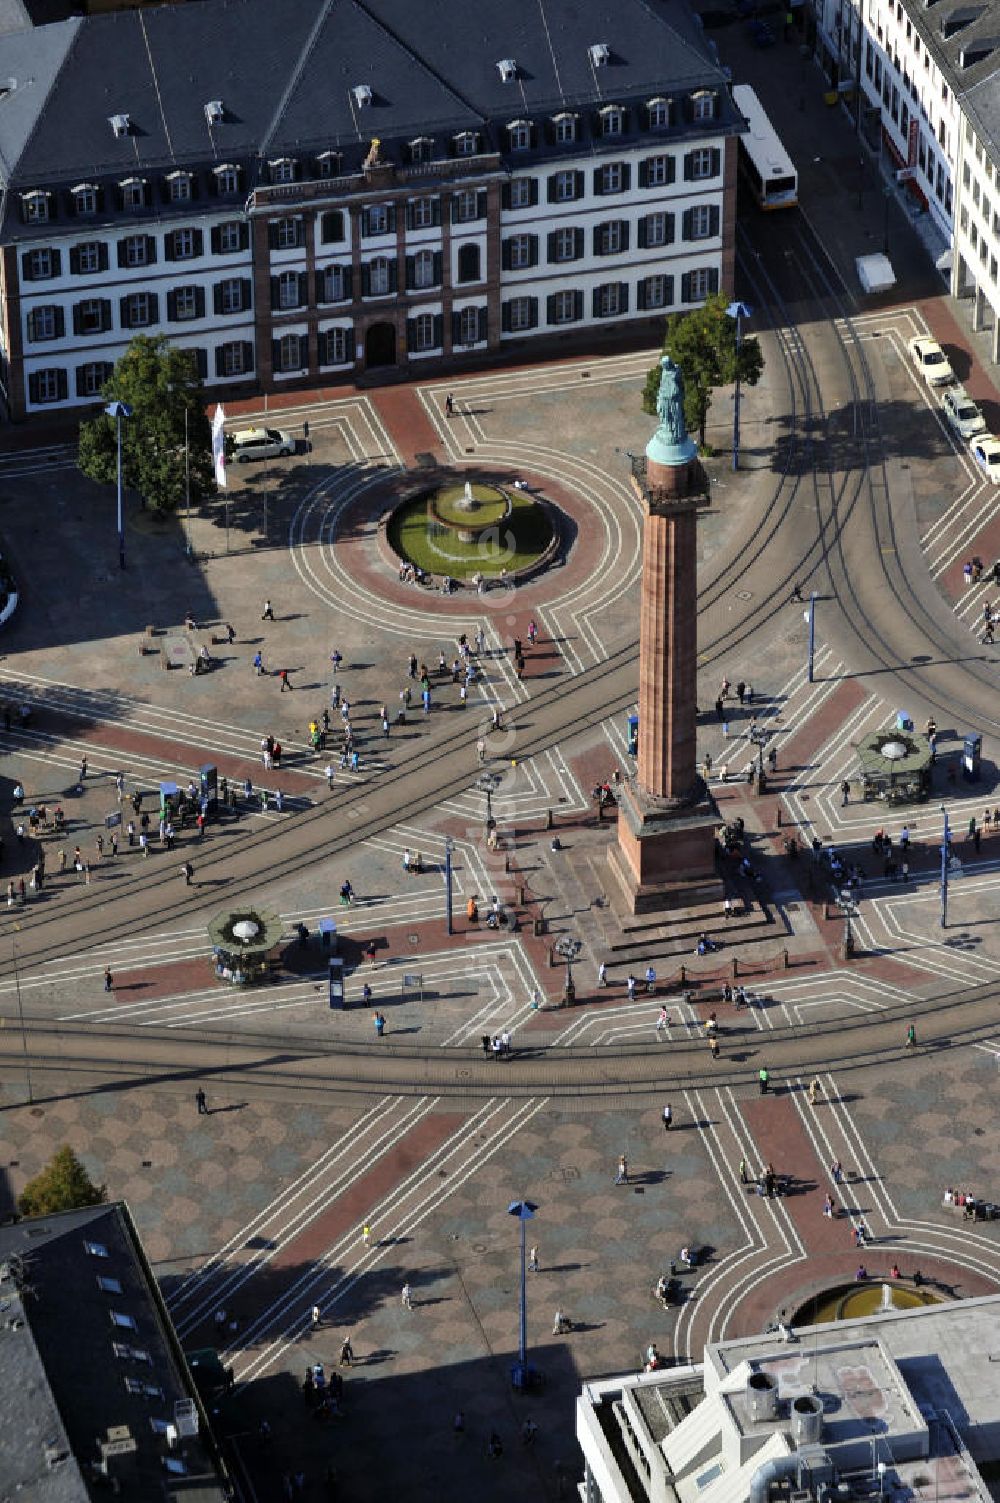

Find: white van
[230,426,295,462]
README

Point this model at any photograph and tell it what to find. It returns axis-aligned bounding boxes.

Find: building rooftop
[0,1202,230,1502]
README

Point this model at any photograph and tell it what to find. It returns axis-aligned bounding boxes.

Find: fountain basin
[427,482,512,544]
[792,1280,945,1325]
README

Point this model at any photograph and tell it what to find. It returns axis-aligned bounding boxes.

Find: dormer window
[589,42,610,67]
[692,91,716,122]
[600,105,624,137]
[269,158,296,185]
[408,137,434,165]
[353,84,373,109]
[497,58,518,83]
[72,183,99,215]
[648,96,671,128]
[22,190,49,224]
[553,112,577,144]
[167,171,192,203]
[316,150,343,178]
[204,99,225,126]
[109,112,131,139]
[121,177,147,211]
[454,131,479,157]
[213,163,240,195]
[508,119,531,151]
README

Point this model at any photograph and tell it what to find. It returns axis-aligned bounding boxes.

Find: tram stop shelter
[208,907,284,986]
[856,729,933,804]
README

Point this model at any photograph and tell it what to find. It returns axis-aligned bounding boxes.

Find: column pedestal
[606,776,722,916]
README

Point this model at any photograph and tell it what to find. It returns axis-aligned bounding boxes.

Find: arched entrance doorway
[365,322,396,368]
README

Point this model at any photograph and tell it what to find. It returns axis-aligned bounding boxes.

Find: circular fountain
[386,473,558,581]
[792,1279,945,1325]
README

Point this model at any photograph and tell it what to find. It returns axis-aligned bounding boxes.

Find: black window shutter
[165,234,175,262]
[51,250,61,277]
[343,267,352,300]
[405,203,414,231]
[361,265,370,297]
[450,196,460,225]
[710,149,721,178]
[682,209,693,240]
[667,157,676,185]
[272,339,280,372]
[195,287,206,318]
[57,370,67,401]
[270,277,279,310]
[684,153,695,182]
[27,373,39,404]
[477,190,487,219]
[547,231,557,263]
[681,272,691,303]
[384,206,394,233]
[593,225,602,256]
[639,159,649,189]
[546,293,556,324]
[242,341,254,372]
[75,367,86,397]
[195,348,207,379]
[116,241,127,269]
[621,164,631,192]
[478,306,488,343]
[451,311,461,347]
[593,168,604,196]
[432,199,441,226]
[574,171,584,199]
[405,317,416,347]
[214,284,224,316]
[574,290,583,321]
[592,287,601,319]
[101,300,111,332]
[528,297,538,329]
[215,347,225,378]
[240,223,250,251]
[621,221,630,252]
[211,226,221,254]
[529,178,539,207]
[298,271,308,305]
[148,292,159,324]
[709,268,720,295]
[546,175,557,203]
[501,239,512,271]
[638,218,648,249]
[72,305,82,335]
[709,205,720,237]
[637,279,647,312]
[146,236,156,265]
[405,255,415,291]
[314,270,325,304]
[192,229,203,257]
[98,243,109,271]
[529,235,538,267]
[69,246,80,275]
[666,214,675,244]
[21,252,34,281]
[26,310,35,341]
[574,227,584,259]
[388,260,398,293]
[120,297,131,328]
[433,251,442,285]
[433,314,442,348]
[167,289,177,321]
[268,223,278,250]
[501,182,511,210]
[619,283,629,314]
[241,278,252,311]
[53,307,64,338]
[502,301,512,333]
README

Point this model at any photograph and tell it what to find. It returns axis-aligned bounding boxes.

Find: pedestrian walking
[758,1067,770,1095]
[710,1034,720,1059]
[476,737,486,763]
[655,1006,669,1038]
[597,960,608,987]
[310,1305,322,1328]
[279,669,293,691]
[615,1153,628,1185]
[261,598,274,621]
[823,1194,836,1219]
[374,1010,386,1037]
[739,1156,749,1183]
[807,1076,822,1104]
[528,1244,539,1272]
[841,779,851,806]
[445,392,455,417]
[644,964,656,994]
[139,832,149,858]
[401,1282,414,1309]
[791,582,803,602]
[181,861,194,886]
[362,1222,373,1247]
[626,973,637,1001]
[115,772,125,800]
[339,1336,354,1366]
[110,833,118,858]
[253,651,263,676]
[831,1159,844,1184]
[662,1103,673,1131]
[196,1088,208,1115]
[906,1022,916,1048]
[104,966,114,993]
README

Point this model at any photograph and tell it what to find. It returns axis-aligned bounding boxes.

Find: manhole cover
[737,590,753,600]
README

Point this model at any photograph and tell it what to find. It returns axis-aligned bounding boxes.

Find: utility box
[200,764,218,818]
[963,733,982,781]
[328,956,345,1009]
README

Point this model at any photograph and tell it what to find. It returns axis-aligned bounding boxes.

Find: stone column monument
[607,357,722,915]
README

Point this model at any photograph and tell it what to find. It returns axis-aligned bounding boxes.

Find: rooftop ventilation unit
[353,84,373,108]
[791,1395,824,1445]
[497,58,518,82]
[589,42,611,66]
[747,1371,779,1421]
[109,113,131,138]
[959,35,999,63]
[204,99,224,125]
[173,1399,198,1439]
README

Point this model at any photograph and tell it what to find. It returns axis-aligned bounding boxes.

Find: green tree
[642,293,764,451]
[77,334,215,514]
[18,1145,107,1217]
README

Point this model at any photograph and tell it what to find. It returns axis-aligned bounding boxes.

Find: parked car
[908,335,954,386]
[230,426,295,462]
[970,435,1000,482]
[942,384,986,439]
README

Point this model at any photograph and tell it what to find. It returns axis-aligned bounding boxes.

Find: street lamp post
[727,301,753,473]
[807,592,817,683]
[105,400,132,570]
[184,404,191,556]
[507,1198,538,1391]
[554,936,581,1006]
[444,836,455,936]
[883,187,891,258]
[940,804,951,929]
[477,771,501,834]
[12,930,32,1105]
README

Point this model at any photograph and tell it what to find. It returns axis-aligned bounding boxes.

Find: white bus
[733,84,798,210]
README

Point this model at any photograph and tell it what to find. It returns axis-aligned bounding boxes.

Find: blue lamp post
[508,1198,538,1390]
[105,400,132,570]
[940,804,950,929]
[726,301,753,472]
[444,836,454,936]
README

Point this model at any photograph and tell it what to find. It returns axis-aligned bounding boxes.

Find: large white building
[577,1293,1000,1503]
[810,0,1000,362]
[0,0,742,419]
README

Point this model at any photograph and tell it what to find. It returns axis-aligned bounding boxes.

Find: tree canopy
[18,1145,107,1217]
[642,293,764,451]
[77,334,215,514]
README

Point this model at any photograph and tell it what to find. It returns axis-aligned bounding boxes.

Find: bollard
[517,885,526,906]
[545,809,554,830]
[548,944,557,968]
[782,947,790,969]
[679,964,686,984]
[776,805,782,828]
[731,956,738,980]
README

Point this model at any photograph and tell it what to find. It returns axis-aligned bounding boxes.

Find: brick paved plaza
[6,82,1000,1495]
